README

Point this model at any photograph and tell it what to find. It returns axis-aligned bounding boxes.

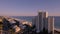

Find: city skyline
[0,0,60,16]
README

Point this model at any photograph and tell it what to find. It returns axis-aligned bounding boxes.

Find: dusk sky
[0,0,60,16]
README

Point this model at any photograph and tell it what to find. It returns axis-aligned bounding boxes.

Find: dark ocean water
[11,16,60,29]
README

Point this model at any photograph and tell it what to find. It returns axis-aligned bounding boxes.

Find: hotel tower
[48,16,54,34]
[37,11,48,32]
[32,10,54,34]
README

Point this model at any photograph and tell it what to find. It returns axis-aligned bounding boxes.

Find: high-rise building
[43,12,48,30]
[32,16,37,26]
[32,16,38,31]
[32,10,54,34]
[32,11,48,33]
[48,16,54,34]
[38,11,48,32]
[37,11,44,32]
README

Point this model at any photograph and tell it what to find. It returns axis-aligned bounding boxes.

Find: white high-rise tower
[32,10,48,33]
[48,16,54,34]
[32,10,54,34]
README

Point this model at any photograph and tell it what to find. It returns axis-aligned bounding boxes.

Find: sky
[0,0,60,16]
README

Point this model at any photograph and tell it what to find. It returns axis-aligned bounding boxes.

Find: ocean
[11,16,60,29]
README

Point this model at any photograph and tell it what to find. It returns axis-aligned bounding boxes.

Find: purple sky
[0,0,60,16]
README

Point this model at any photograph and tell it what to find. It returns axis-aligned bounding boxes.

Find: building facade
[48,16,54,34]
[32,11,54,34]
[32,11,48,33]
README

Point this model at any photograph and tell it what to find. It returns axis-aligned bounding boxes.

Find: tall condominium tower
[32,10,54,34]
[48,16,54,34]
[37,11,48,32]
[32,11,48,33]
[37,11,44,32]
[43,12,48,30]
